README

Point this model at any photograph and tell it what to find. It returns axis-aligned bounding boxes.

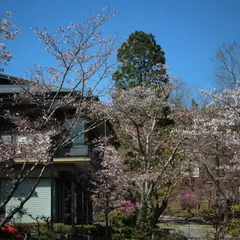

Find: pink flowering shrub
[120,200,140,212]
[110,200,140,227]
[178,192,198,211]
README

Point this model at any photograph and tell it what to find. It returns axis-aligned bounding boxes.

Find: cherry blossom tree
[99,84,185,230]
[91,139,129,238]
[177,87,240,239]
[0,8,116,227]
[0,12,20,71]
[16,8,116,131]
[0,119,54,226]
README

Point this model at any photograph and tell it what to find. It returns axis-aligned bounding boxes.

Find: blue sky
[2,0,240,96]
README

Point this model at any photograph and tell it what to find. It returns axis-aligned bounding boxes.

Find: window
[72,120,85,145]
[66,119,85,146]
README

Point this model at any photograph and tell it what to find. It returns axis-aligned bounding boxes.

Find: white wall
[0,178,52,222]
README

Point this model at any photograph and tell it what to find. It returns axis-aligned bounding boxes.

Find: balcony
[0,133,90,160]
[56,144,89,157]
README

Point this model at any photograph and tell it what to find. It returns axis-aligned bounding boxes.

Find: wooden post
[50,157,54,232]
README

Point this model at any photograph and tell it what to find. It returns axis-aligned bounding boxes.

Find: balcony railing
[0,133,89,159]
[56,145,89,157]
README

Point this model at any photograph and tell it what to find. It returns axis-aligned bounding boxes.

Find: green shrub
[136,202,155,230]
[232,205,240,218]
[38,230,53,240]
[75,224,97,232]
[112,226,149,240]
[14,222,48,236]
[111,226,135,240]
[229,219,240,237]
[13,222,105,239]
[229,205,240,237]
[54,223,73,233]
[164,231,187,240]
[13,222,110,240]
[110,209,139,240]
[152,230,187,240]
[74,224,101,237]
[110,210,137,227]
[110,204,156,239]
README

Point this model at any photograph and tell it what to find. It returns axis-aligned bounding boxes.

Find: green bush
[111,227,187,240]
[229,206,240,237]
[74,224,103,237]
[152,230,187,240]
[229,219,240,237]
[232,205,240,218]
[38,230,54,240]
[136,202,155,230]
[110,209,140,240]
[13,222,106,239]
[14,221,187,240]
[110,210,137,227]
[111,226,136,240]
[229,205,240,237]
[54,223,73,233]
[109,206,157,239]
[75,224,97,232]
[14,222,49,236]
[112,226,149,240]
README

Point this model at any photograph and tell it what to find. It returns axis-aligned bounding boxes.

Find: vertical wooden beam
[50,159,54,231]
[71,181,76,224]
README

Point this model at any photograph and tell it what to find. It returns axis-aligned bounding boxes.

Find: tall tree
[113,31,168,89]
[177,87,240,239]
[0,9,115,227]
[99,84,184,231]
[214,41,240,90]
[92,140,129,239]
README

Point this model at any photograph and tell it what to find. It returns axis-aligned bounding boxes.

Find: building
[0,73,107,224]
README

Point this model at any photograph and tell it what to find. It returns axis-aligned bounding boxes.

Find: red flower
[0,220,24,239]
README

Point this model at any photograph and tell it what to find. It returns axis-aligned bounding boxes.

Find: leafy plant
[38,230,53,240]
[152,229,187,240]
[54,223,73,233]
[14,222,48,236]
[229,205,240,237]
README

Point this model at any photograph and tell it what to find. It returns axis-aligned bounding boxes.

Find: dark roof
[0,84,25,93]
[0,73,71,93]
[0,73,19,81]
[0,73,99,100]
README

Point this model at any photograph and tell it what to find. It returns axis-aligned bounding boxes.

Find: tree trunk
[155,198,168,224]
[104,197,111,240]
[214,201,231,240]
[137,182,155,231]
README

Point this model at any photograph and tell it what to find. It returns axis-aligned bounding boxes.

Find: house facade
[0,73,106,224]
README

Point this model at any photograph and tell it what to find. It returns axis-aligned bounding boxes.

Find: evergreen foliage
[113,31,168,89]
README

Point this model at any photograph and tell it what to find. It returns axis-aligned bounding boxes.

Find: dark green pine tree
[113,31,168,89]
